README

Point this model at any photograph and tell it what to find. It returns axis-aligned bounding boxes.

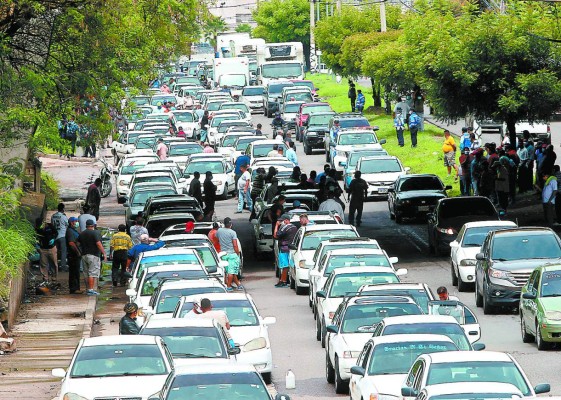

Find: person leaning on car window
[120,303,140,335]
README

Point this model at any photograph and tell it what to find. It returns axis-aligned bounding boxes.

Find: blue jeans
[237,188,252,212]
[396,128,404,146]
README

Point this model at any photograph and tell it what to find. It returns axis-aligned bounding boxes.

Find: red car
[296,102,332,141]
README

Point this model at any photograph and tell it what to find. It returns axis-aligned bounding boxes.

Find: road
[73,112,561,399]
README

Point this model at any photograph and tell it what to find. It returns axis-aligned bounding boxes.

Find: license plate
[418,205,430,211]
[378,187,388,194]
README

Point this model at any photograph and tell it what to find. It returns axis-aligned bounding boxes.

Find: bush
[0,220,35,299]
[41,171,60,210]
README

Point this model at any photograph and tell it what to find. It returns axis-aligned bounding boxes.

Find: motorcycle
[99,158,113,198]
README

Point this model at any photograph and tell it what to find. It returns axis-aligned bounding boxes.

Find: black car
[388,174,451,223]
[264,81,294,117]
[427,196,498,255]
[302,111,336,155]
[142,194,203,220]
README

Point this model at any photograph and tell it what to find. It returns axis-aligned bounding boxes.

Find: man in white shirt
[267,144,282,158]
[51,202,69,271]
[78,205,97,233]
[236,164,252,213]
[187,298,234,345]
[156,137,168,161]
[318,191,345,223]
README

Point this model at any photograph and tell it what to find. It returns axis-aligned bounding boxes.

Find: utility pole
[336,0,341,12]
[380,0,387,32]
[310,0,317,71]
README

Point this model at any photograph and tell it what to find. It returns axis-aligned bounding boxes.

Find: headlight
[213,180,223,186]
[545,311,561,321]
[63,394,89,400]
[342,351,361,358]
[243,337,267,351]
[437,227,455,235]
[460,259,477,266]
[489,267,509,280]
[118,180,128,186]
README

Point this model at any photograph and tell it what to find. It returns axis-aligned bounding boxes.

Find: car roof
[491,227,555,236]
[309,111,336,116]
[251,140,287,145]
[142,248,200,257]
[370,334,456,347]
[421,382,523,396]
[540,263,561,272]
[326,248,385,256]
[180,292,252,302]
[144,264,205,273]
[382,315,459,325]
[426,350,512,363]
[346,295,416,306]
[160,234,212,241]
[330,266,396,275]
[144,317,216,329]
[83,334,159,346]
[158,279,223,290]
[301,224,355,232]
[359,156,399,163]
[462,220,518,229]
[145,212,196,221]
[169,142,201,147]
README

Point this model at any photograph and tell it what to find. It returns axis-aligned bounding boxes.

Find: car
[325,113,372,151]
[51,335,173,400]
[400,351,550,399]
[123,186,178,227]
[349,334,460,398]
[520,264,561,349]
[264,81,295,117]
[115,155,160,196]
[329,130,386,176]
[127,170,184,197]
[427,197,499,255]
[246,140,289,163]
[219,101,251,115]
[280,87,312,109]
[281,101,305,132]
[296,102,332,140]
[357,282,436,313]
[449,221,518,291]
[254,192,319,217]
[183,156,235,199]
[172,292,276,382]
[426,300,481,343]
[388,174,452,223]
[216,120,252,144]
[326,298,424,394]
[112,130,147,162]
[139,318,239,366]
[165,241,228,279]
[309,248,404,314]
[301,111,336,154]
[167,142,203,170]
[151,364,291,400]
[241,85,266,111]
[142,194,203,221]
[288,224,359,295]
[230,135,266,163]
[217,132,253,158]
[415,382,525,400]
[357,156,409,198]
[206,113,239,145]
[343,149,389,189]
[144,212,200,237]
[475,227,561,314]
[316,267,404,348]
[370,315,483,350]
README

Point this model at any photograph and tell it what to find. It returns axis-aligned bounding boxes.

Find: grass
[308,73,462,196]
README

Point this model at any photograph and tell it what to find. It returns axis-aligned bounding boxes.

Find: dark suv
[264,82,294,117]
[475,227,561,314]
[327,113,371,131]
[142,194,203,220]
[302,111,336,155]
[427,197,498,255]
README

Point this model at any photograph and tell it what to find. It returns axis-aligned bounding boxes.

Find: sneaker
[226,287,234,292]
[86,289,99,296]
[237,285,245,290]
[274,282,287,288]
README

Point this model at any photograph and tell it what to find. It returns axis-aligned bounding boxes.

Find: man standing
[542,171,558,227]
[408,109,421,148]
[216,218,243,291]
[355,90,365,113]
[459,127,471,151]
[156,137,168,161]
[35,218,58,283]
[393,96,410,120]
[203,171,217,220]
[442,130,459,177]
[188,171,203,207]
[250,168,266,220]
[119,303,140,335]
[66,115,79,157]
[66,217,82,294]
[394,108,405,147]
[208,222,221,252]
[270,195,286,235]
[85,178,102,220]
[347,171,368,227]
[78,219,107,296]
[58,115,67,157]
[459,148,472,196]
[319,190,345,223]
[126,234,165,269]
[129,217,148,246]
[286,142,298,166]
[109,224,133,287]
[412,88,425,131]
[236,164,252,214]
[274,214,297,287]
[51,203,69,272]
[234,151,251,190]
[329,119,341,146]
[348,81,357,112]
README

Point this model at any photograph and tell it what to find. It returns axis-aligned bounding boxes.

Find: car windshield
[262,63,302,79]
[218,123,247,133]
[284,103,302,113]
[340,119,369,128]
[491,233,561,261]
[302,230,358,250]
[131,189,176,206]
[211,115,237,127]
[430,395,522,400]
[208,102,229,111]
[141,270,208,296]
[177,77,200,85]
[324,255,390,275]
[140,326,225,358]
[363,288,431,313]
[155,287,226,313]
[166,372,270,400]
[329,273,399,298]
[121,162,151,175]
[399,177,444,191]
[221,104,249,113]
[70,344,167,377]
[219,74,247,87]
[426,361,531,396]
[383,322,471,350]
[180,300,258,326]
[137,254,200,277]
[135,138,156,149]
[294,81,314,90]
[462,226,511,247]
[541,270,561,297]
[439,199,497,220]
[338,133,376,146]
[185,161,225,174]
[169,144,202,156]
[360,159,402,174]
[348,152,388,168]
[316,243,380,262]
[134,175,174,186]
[309,114,334,126]
[303,105,331,116]
[125,132,142,144]
[243,87,265,96]
[341,303,422,333]
[253,143,288,158]
[175,113,196,122]
[286,92,312,102]
[132,97,150,106]
[368,341,458,375]
[164,238,210,248]
[235,138,260,150]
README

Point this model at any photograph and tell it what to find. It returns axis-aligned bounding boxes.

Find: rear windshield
[155,287,225,313]
[384,322,470,350]
[141,270,207,296]
[243,87,265,96]
[341,303,422,333]
[340,118,369,128]
[324,254,390,275]
[439,199,497,220]
[399,177,443,191]
[301,230,358,250]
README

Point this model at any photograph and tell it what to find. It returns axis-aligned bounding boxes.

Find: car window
[324,254,391,275]
[185,161,225,175]
[540,270,561,297]
[439,199,497,220]
[338,133,376,146]
[301,230,358,250]
[140,326,226,359]
[328,273,399,298]
[399,177,444,191]
[383,322,471,351]
[141,270,208,296]
[406,359,423,387]
[339,118,369,128]
[155,286,226,313]
[341,303,422,333]
[491,233,561,261]
[181,299,258,326]
[359,158,402,173]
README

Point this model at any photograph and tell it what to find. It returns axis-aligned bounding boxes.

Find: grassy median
[308,74,461,196]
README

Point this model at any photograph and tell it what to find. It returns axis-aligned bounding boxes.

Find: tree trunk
[370,78,381,107]
[505,118,516,149]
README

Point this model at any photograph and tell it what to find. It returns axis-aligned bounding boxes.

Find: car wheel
[536,323,550,350]
[520,315,534,343]
[457,273,470,292]
[389,206,395,220]
[475,279,483,307]
[304,144,312,155]
[290,274,295,290]
[482,286,495,315]
[326,352,335,384]
[321,318,327,348]
[451,263,458,286]
[296,284,307,295]
[395,213,403,224]
[316,314,321,341]
[334,357,349,394]
[261,372,272,384]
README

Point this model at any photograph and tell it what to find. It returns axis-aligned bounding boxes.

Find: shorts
[444,151,456,167]
[82,254,101,278]
[222,253,240,275]
[278,252,292,269]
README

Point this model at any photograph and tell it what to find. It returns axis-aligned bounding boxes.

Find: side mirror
[522,292,537,300]
[350,366,365,376]
[401,387,418,397]
[472,342,486,351]
[326,325,338,334]
[228,347,241,355]
[389,256,398,264]
[449,241,458,248]
[445,185,453,190]
[263,316,276,325]
[379,139,387,145]
[288,244,297,250]
[534,384,551,395]
[126,288,136,297]
[404,167,411,172]
[51,368,66,378]
[475,253,485,260]
[316,290,326,299]
[118,197,127,204]
[396,268,408,276]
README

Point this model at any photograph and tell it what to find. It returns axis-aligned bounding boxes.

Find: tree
[236,23,253,35]
[252,0,310,66]
[203,14,228,53]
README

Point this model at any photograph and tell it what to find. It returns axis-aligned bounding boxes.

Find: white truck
[212,57,250,97]
[216,33,251,58]
[256,42,305,86]
[233,38,266,85]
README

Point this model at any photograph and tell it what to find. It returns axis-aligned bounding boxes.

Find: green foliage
[0,219,35,299]
[41,172,60,211]
[203,15,228,51]
[236,24,253,35]
[252,0,310,46]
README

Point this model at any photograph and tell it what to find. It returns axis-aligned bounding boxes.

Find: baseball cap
[69,217,78,223]
[293,200,301,207]
[85,219,95,226]
[280,213,291,220]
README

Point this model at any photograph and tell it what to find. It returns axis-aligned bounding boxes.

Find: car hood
[397,190,447,200]
[362,171,404,182]
[539,296,561,310]
[217,146,234,155]
[230,325,263,346]
[245,95,263,101]
[493,258,561,271]
[365,374,407,397]
[64,374,168,398]
[457,246,481,259]
[340,333,374,351]
[336,144,383,151]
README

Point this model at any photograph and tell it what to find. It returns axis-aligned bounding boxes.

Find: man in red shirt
[208,222,221,252]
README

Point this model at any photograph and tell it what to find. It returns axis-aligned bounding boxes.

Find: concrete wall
[7,262,30,329]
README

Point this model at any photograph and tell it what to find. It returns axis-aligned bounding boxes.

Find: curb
[39,153,99,163]
[81,294,98,339]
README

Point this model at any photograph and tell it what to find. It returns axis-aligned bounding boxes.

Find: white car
[309,248,403,314]
[217,132,252,158]
[207,113,239,145]
[401,351,550,399]
[173,111,199,140]
[356,282,436,313]
[281,101,305,128]
[139,318,239,367]
[241,85,265,111]
[326,297,423,394]
[349,334,460,399]
[315,266,403,347]
[114,155,158,197]
[111,130,147,161]
[230,135,265,164]
[219,101,252,116]
[167,142,204,170]
[288,224,359,295]
[52,335,172,400]
[449,220,517,291]
[183,156,235,199]
[125,170,179,197]
[172,292,276,383]
[357,156,409,197]
[215,120,251,144]
[246,140,289,164]
[416,382,524,400]
[329,130,386,175]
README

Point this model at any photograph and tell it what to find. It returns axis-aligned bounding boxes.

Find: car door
[352,342,373,400]
[450,226,465,269]
[289,229,303,281]
[525,270,540,334]
[403,359,424,400]
[427,300,481,343]
[475,235,490,290]
[310,253,328,299]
